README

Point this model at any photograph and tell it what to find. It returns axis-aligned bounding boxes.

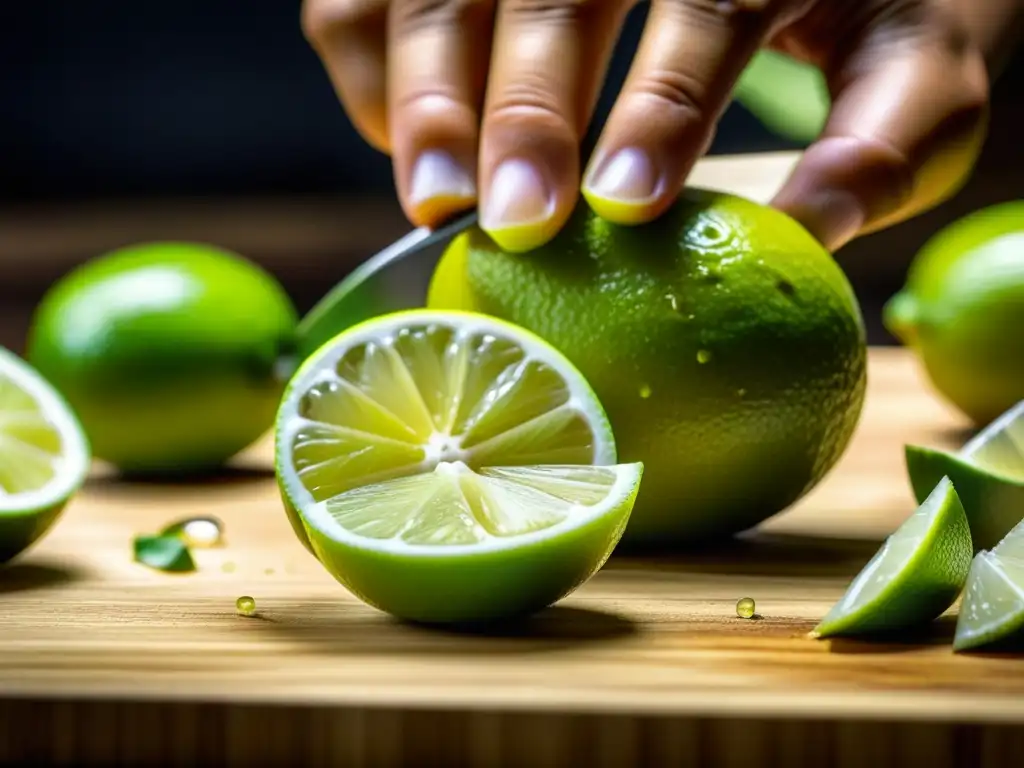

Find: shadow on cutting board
[84,463,276,491]
[607,531,885,580]
[822,615,959,654]
[0,561,85,595]
[261,604,638,656]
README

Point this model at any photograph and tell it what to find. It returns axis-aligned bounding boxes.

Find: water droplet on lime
[697,349,712,364]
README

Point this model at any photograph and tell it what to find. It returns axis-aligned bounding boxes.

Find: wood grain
[1,348,1021,766]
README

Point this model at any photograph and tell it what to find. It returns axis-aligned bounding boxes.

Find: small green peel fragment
[133,534,196,573]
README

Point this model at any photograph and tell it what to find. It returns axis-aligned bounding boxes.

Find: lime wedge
[905,400,1024,552]
[0,347,91,563]
[275,310,643,624]
[811,476,972,638]
[953,518,1024,652]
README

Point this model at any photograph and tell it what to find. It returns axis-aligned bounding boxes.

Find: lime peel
[905,399,1024,552]
[811,476,972,639]
[953,516,1024,652]
[0,346,91,564]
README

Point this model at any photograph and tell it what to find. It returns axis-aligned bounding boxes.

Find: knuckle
[629,68,707,124]
[504,0,625,24]
[301,0,386,43]
[486,80,578,143]
[662,0,778,27]
[488,79,571,129]
[394,0,493,29]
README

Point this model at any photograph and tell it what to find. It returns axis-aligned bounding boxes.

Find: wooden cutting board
[3,155,1023,767]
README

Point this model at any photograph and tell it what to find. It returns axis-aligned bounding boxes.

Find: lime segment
[275,310,640,624]
[953,518,1024,652]
[906,400,1024,552]
[0,347,90,563]
[812,476,972,638]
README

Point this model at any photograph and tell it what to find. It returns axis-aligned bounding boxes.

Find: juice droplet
[736,597,756,619]
[264,567,275,575]
[221,561,236,573]
[697,349,712,364]
[161,516,224,548]
[236,596,257,617]
[638,384,653,399]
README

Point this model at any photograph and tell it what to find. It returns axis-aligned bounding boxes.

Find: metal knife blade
[295,209,479,361]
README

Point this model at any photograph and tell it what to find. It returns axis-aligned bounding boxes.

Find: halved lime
[905,400,1024,552]
[953,518,1024,652]
[811,476,972,638]
[0,347,91,563]
[274,309,643,624]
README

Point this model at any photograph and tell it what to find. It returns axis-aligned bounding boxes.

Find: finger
[478,0,634,251]
[303,0,391,153]
[771,10,990,251]
[581,0,779,225]
[388,0,496,227]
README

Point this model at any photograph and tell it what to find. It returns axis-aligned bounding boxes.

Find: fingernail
[584,148,659,202]
[480,158,554,235]
[408,150,476,208]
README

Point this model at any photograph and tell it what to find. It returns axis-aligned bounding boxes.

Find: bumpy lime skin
[430,190,867,546]
[26,242,298,475]
[814,477,973,638]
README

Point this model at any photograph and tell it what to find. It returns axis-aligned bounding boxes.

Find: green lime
[905,400,1024,553]
[884,201,1024,426]
[812,476,972,638]
[275,309,643,624]
[26,242,298,475]
[427,190,866,546]
[0,346,91,563]
[953,517,1024,652]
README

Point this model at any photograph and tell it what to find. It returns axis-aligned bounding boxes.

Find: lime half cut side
[275,309,643,624]
[953,517,1024,652]
[905,400,1024,552]
[0,347,90,563]
[812,476,972,638]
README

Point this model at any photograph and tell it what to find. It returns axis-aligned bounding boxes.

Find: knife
[294,133,600,363]
[294,209,479,362]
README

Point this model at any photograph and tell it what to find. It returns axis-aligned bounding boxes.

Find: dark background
[0,2,1021,351]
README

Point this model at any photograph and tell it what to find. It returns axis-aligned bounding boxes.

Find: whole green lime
[26,242,298,475]
[427,189,867,546]
[884,200,1024,426]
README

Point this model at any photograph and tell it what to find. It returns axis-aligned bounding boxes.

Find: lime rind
[905,400,1024,552]
[0,347,91,563]
[953,515,1024,652]
[305,462,643,624]
[812,476,972,638]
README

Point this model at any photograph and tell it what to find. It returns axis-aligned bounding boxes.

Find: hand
[302,0,990,252]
